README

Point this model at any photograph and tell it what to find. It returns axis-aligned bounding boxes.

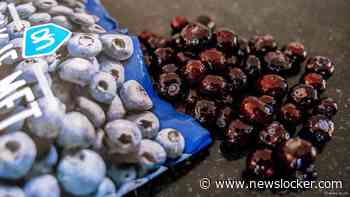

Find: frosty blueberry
[16,3,36,19]
[94,177,117,197]
[0,132,36,180]
[137,139,167,171]
[0,185,25,197]
[71,12,98,26]
[107,95,127,121]
[67,33,103,58]
[104,119,142,154]
[107,164,137,188]
[76,97,106,128]
[33,0,58,10]
[99,58,125,89]
[57,149,106,196]
[24,174,60,197]
[119,80,153,112]
[156,128,185,159]
[89,72,117,104]
[58,112,96,149]
[101,34,134,61]
[126,112,160,139]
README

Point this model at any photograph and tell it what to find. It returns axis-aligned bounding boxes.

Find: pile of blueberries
[0,1,186,196]
[139,16,338,185]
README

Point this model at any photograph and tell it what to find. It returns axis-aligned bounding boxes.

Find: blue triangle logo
[22,23,72,58]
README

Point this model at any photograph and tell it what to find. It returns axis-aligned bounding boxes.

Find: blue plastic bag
[86,1,212,196]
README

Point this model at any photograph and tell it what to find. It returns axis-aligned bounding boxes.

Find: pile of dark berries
[138,15,338,186]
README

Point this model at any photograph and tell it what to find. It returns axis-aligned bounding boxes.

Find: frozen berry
[263,51,292,75]
[246,149,276,179]
[170,16,189,33]
[258,121,290,148]
[257,74,288,98]
[214,29,238,54]
[227,67,247,92]
[301,73,326,92]
[289,84,318,109]
[181,23,211,50]
[300,115,335,150]
[200,48,226,72]
[305,56,335,79]
[193,99,217,126]
[314,97,338,118]
[199,75,228,96]
[240,96,274,125]
[279,103,302,126]
[242,55,261,79]
[154,47,174,66]
[250,34,277,55]
[276,138,317,175]
[159,72,184,100]
[182,60,207,86]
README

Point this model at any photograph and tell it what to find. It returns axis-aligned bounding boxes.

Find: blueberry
[126,112,160,139]
[156,128,185,159]
[59,57,99,86]
[27,145,58,177]
[119,80,153,112]
[67,33,102,58]
[107,164,137,188]
[76,97,106,128]
[24,174,60,197]
[104,119,142,154]
[58,112,96,149]
[34,0,58,10]
[137,139,167,172]
[107,95,127,121]
[16,3,36,19]
[0,185,25,197]
[71,12,98,26]
[51,15,73,30]
[101,34,134,61]
[0,132,36,179]
[89,72,117,104]
[99,58,125,89]
[94,177,117,197]
[57,149,106,196]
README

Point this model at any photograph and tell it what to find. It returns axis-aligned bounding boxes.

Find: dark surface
[101,0,350,196]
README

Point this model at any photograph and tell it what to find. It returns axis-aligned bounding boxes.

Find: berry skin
[170,16,189,33]
[107,165,137,187]
[199,75,229,97]
[259,95,278,111]
[276,138,317,175]
[301,73,326,92]
[257,74,288,98]
[216,106,234,131]
[289,84,318,109]
[227,67,247,92]
[258,121,290,148]
[0,185,25,197]
[236,37,251,59]
[305,56,335,79]
[89,72,117,104]
[278,103,302,126]
[263,51,292,75]
[94,178,117,197]
[154,47,175,66]
[300,115,335,150]
[246,149,276,179]
[182,60,207,86]
[156,128,185,159]
[250,34,277,55]
[161,64,178,74]
[283,41,307,73]
[222,119,255,152]
[137,139,167,171]
[126,112,160,139]
[240,96,274,125]
[159,72,185,100]
[314,97,338,118]
[193,99,217,126]
[120,80,153,112]
[214,29,238,54]
[181,23,211,50]
[24,175,60,197]
[200,48,226,72]
[242,55,261,79]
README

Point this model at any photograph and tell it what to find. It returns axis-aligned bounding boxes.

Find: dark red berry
[227,67,247,92]
[170,16,189,33]
[289,84,318,109]
[301,73,326,92]
[243,55,261,79]
[181,23,211,50]
[240,96,274,125]
[171,33,185,50]
[250,34,277,55]
[196,15,215,31]
[236,37,251,59]
[222,119,255,149]
[214,29,238,54]
[246,149,276,179]
[185,89,200,105]
[314,97,338,118]
[226,55,240,67]
[276,138,317,174]
[259,121,290,148]
[161,64,178,73]
[259,95,278,111]
[193,99,217,126]
[216,106,234,131]
[138,31,156,43]
[257,74,288,98]
[159,72,184,100]
[154,47,174,66]
[279,103,302,126]
[200,48,226,72]
[147,35,171,50]
[305,56,335,79]
[182,60,207,86]
[175,52,190,65]
[300,115,335,149]
[199,75,228,96]
[263,51,292,75]
[283,41,307,69]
